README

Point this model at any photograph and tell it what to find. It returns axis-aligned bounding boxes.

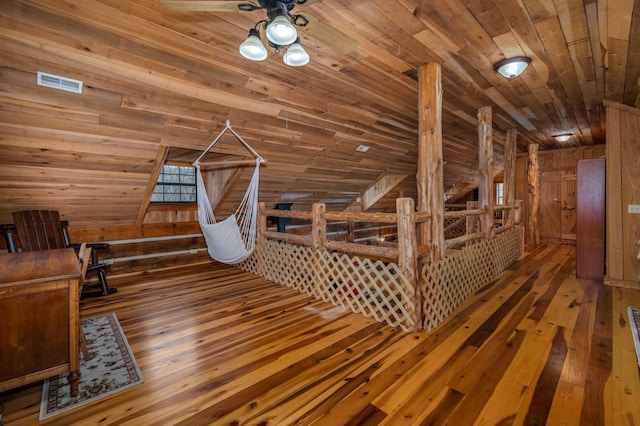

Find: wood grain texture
[0,0,632,228]
[1,244,638,424]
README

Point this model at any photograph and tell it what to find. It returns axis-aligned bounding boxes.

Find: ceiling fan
[159,0,320,13]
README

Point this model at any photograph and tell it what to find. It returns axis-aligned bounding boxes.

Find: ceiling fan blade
[160,0,258,11]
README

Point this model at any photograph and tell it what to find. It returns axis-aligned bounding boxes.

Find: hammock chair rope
[194,120,265,264]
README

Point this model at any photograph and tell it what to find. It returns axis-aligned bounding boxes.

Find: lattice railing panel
[238,240,417,332]
[420,226,523,333]
[238,240,316,295]
[315,252,416,332]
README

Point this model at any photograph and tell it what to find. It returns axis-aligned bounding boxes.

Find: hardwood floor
[2,244,640,425]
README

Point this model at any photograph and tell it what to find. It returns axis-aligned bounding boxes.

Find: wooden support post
[478,106,494,240]
[257,202,267,275]
[347,220,355,242]
[396,197,421,332]
[527,143,540,247]
[417,63,445,263]
[466,200,479,247]
[514,199,523,225]
[257,202,266,245]
[503,128,517,228]
[312,203,326,250]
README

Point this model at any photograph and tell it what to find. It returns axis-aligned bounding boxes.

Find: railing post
[466,200,478,247]
[257,202,266,275]
[514,200,523,225]
[312,203,326,250]
[396,197,421,332]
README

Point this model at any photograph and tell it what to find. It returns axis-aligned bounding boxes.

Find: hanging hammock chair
[193,120,265,264]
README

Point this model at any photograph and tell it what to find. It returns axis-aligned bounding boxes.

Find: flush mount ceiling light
[494,56,532,78]
[238,0,310,66]
[554,133,573,142]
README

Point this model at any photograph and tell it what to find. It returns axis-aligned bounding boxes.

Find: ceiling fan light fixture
[283,38,309,66]
[266,14,297,46]
[239,28,268,61]
[494,56,531,78]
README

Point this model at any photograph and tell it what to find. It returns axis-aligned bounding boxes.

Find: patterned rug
[39,313,143,420]
[629,306,640,367]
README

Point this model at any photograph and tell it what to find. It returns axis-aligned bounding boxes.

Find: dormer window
[151,165,196,204]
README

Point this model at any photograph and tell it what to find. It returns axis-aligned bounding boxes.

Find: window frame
[151,163,198,205]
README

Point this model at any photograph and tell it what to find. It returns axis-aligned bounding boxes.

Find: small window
[151,165,197,203]
[495,182,504,205]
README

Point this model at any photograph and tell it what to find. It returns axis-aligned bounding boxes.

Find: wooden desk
[0,248,81,396]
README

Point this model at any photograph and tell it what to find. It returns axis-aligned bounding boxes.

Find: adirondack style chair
[4,210,116,298]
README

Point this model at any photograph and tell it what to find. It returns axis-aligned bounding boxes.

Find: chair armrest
[87,242,110,251]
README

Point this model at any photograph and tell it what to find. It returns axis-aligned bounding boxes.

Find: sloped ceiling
[0,0,638,226]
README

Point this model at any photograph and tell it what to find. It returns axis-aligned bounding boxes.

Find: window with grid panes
[151,164,197,203]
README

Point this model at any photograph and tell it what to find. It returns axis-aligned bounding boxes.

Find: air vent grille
[37,72,83,94]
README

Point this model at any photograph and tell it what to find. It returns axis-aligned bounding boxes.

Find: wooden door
[540,172,562,242]
[540,171,577,244]
[576,158,605,281]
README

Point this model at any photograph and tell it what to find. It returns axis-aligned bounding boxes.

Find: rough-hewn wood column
[396,197,420,332]
[503,128,517,227]
[312,203,326,250]
[478,106,494,240]
[417,63,444,263]
[527,143,540,247]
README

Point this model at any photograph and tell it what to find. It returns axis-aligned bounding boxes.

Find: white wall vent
[355,145,370,152]
[37,71,83,94]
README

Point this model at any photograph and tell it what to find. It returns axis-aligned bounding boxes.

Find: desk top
[0,248,81,285]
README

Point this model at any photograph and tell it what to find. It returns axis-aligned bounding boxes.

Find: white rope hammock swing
[193,120,265,264]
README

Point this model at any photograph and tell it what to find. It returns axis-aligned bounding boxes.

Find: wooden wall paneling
[620,109,640,282]
[606,0,634,102]
[605,106,624,280]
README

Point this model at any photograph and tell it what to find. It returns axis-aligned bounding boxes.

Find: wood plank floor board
[2,244,640,425]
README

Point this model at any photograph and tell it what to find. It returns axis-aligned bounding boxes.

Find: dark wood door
[576,158,605,281]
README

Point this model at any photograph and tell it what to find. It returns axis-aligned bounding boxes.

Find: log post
[396,197,421,332]
[417,63,445,263]
[257,202,267,275]
[466,200,479,247]
[514,199,523,225]
[503,128,517,228]
[527,143,540,247]
[478,106,494,241]
[347,220,355,242]
[312,203,326,250]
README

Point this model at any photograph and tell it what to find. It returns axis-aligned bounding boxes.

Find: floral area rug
[629,306,640,367]
[39,313,143,420]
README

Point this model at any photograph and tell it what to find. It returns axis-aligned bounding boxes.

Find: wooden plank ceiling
[0,0,638,226]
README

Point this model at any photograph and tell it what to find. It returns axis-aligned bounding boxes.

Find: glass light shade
[494,56,531,78]
[283,39,309,66]
[266,15,297,46]
[239,29,267,61]
[555,134,572,142]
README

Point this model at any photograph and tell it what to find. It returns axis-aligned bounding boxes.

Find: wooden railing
[240,198,523,333]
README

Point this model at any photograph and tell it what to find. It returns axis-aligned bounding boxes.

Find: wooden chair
[77,243,93,361]
[6,210,116,298]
